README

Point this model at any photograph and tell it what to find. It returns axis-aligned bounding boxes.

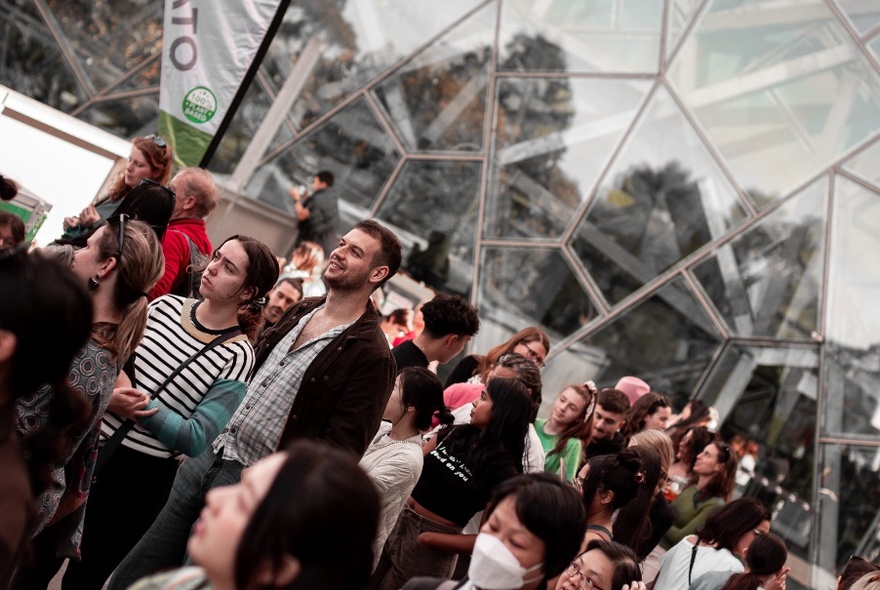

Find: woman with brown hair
[622,392,672,440]
[444,326,550,387]
[62,135,173,240]
[535,382,596,482]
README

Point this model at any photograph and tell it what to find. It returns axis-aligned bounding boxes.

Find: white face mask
[468,532,544,590]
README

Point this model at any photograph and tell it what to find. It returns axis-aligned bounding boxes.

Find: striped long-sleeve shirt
[100,296,255,459]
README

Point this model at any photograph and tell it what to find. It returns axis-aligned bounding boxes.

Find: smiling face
[551,387,587,429]
[124,146,157,188]
[324,229,386,292]
[557,549,614,590]
[188,453,286,584]
[200,239,253,304]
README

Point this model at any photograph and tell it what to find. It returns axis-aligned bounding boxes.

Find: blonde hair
[93,217,165,360]
[629,429,675,478]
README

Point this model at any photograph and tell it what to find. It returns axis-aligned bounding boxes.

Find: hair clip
[252,296,267,307]
[583,381,597,422]
[634,471,646,485]
[583,380,598,395]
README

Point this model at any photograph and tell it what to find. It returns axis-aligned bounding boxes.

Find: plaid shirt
[213,306,351,466]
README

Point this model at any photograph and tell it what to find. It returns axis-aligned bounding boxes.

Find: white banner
[159,0,285,166]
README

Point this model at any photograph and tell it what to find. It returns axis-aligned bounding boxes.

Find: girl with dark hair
[60,235,279,590]
[0,211,25,250]
[112,179,177,241]
[577,448,645,544]
[690,532,789,590]
[661,442,737,550]
[614,446,667,559]
[62,135,173,240]
[535,382,596,481]
[445,326,550,386]
[666,400,712,446]
[0,248,93,588]
[360,367,455,569]
[654,498,772,590]
[666,426,715,499]
[402,473,587,590]
[13,218,165,589]
[622,392,672,439]
[127,440,381,590]
[374,377,534,590]
[557,540,643,590]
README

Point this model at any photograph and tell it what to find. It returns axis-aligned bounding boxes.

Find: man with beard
[258,277,303,337]
[108,220,402,590]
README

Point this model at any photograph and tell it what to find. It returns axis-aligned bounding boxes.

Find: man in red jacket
[149,167,216,299]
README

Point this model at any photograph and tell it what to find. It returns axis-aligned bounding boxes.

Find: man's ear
[256,555,300,587]
[0,329,18,363]
[370,265,390,285]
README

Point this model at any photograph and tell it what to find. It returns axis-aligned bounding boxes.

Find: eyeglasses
[146,133,167,149]
[137,178,176,201]
[115,213,128,261]
[565,562,606,590]
[520,341,546,368]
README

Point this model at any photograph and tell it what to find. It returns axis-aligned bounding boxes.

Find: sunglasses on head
[145,133,167,149]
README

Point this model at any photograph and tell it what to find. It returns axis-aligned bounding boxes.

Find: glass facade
[5,1,880,586]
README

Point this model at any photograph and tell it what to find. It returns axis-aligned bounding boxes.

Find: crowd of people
[1,136,876,590]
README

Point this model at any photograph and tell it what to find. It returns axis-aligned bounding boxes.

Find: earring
[88,276,100,291]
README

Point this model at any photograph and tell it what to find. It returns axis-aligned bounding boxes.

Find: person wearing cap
[615,375,650,406]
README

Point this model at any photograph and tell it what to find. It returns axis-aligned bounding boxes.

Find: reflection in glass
[572,85,747,305]
[835,1,880,36]
[477,247,599,341]
[824,177,880,437]
[486,77,649,239]
[815,443,880,590]
[0,0,88,113]
[498,0,663,73]
[266,0,485,129]
[245,98,400,213]
[697,343,818,569]
[45,0,163,93]
[77,93,161,139]
[210,78,292,175]
[842,137,880,190]
[371,2,494,152]
[376,160,481,296]
[668,0,880,202]
[693,177,827,339]
[574,277,721,398]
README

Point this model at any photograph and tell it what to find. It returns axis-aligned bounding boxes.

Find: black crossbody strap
[95,328,243,474]
[688,542,699,586]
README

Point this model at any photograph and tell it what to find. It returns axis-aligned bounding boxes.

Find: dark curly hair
[421,293,480,338]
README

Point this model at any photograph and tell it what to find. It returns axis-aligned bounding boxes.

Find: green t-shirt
[535,418,583,482]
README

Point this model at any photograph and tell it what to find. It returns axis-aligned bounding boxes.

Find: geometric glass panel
[692,176,828,339]
[568,277,722,402]
[814,443,880,590]
[0,0,88,113]
[823,177,880,437]
[244,98,401,214]
[209,78,293,175]
[498,0,663,73]
[476,247,600,343]
[376,160,482,297]
[835,0,880,36]
[371,1,495,153]
[485,77,650,239]
[572,85,748,306]
[77,93,161,140]
[842,137,880,191]
[870,35,880,64]
[272,0,486,129]
[668,0,880,204]
[45,0,164,94]
[697,343,818,578]
[665,0,701,62]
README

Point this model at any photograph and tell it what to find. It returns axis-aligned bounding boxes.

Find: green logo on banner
[182,86,217,124]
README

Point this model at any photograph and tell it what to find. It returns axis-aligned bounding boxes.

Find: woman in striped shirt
[61,235,279,590]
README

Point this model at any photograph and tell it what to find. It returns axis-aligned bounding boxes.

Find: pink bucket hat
[615,376,650,405]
